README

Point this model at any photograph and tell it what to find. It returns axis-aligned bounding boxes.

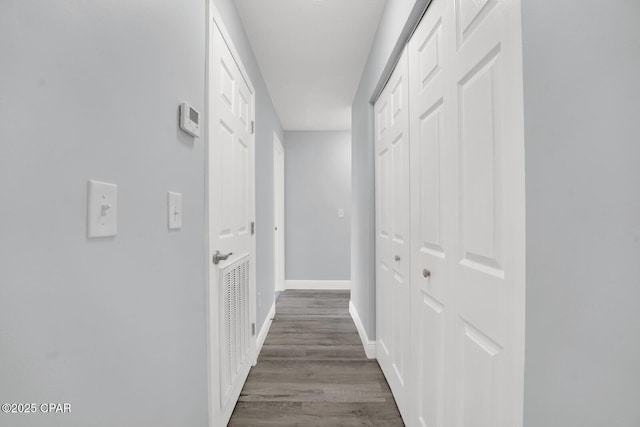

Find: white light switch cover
[87,180,118,238]
[168,192,182,229]
[338,208,345,218]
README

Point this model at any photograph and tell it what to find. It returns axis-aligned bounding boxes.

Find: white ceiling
[234,0,386,130]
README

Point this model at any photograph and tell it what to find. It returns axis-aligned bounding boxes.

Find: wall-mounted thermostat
[179,102,200,137]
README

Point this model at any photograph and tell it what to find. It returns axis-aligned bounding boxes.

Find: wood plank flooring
[229,290,404,426]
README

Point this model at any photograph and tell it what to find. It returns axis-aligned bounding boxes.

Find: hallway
[2,1,639,426]
[229,291,403,426]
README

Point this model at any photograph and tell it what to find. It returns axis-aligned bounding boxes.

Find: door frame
[205,3,257,426]
[272,132,285,292]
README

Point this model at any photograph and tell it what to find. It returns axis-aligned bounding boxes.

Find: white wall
[0,0,282,425]
[350,0,429,338]
[283,131,351,281]
[521,1,640,425]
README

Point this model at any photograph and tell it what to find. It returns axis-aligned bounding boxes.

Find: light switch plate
[87,180,118,238]
[168,192,182,230]
[338,208,345,218]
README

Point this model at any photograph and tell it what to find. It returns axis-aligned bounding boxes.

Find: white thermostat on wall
[179,102,200,137]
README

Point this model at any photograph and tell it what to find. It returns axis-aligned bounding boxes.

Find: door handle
[423,269,431,278]
[212,250,233,265]
[395,255,401,262]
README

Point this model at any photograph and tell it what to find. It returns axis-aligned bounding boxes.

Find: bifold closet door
[448,0,526,424]
[407,0,526,426]
[374,48,411,419]
[408,0,451,425]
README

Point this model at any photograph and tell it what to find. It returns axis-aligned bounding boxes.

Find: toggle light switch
[87,180,118,238]
[101,203,112,216]
[168,192,182,230]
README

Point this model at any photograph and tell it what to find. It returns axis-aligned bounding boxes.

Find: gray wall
[521,1,640,426]
[283,131,351,281]
[350,0,429,337]
[0,2,207,426]
[0,0,281,426]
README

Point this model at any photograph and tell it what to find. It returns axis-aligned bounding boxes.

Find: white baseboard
[255,301,276,364]
[349,300,376,359]
[284,280,351,290]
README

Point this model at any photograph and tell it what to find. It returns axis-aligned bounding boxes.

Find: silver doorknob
[423,269,431,278]
[395,255,401,262]
[212,250,233,265]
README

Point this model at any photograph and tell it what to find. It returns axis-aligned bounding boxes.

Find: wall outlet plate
[87,180,118,238]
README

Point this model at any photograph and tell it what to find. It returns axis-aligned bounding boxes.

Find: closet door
[447,0,526,426]
[408,0,451,425]
[407,0,526,425]
[374,48,411,419]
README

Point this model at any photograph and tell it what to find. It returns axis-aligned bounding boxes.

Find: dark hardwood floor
[229,290,404,426]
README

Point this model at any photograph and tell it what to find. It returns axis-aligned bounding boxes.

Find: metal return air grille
[220,255,250,402]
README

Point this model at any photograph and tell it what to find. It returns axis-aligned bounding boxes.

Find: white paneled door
[405,0,526,425]
[408,0,450,425]
[448,0,526,424]
[207,21,256,427]
[374,48,411,419]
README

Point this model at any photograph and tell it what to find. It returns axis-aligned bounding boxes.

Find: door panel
[416,293,446,427]
[456,0,497,48]
[406,0,525,425]
[374,48,411,420]
[409,0,450,425]
[208,22,256,426]
[418,99,445,256]
[450,0,526,425]
[457,318,502,427]
[458,47,503,272]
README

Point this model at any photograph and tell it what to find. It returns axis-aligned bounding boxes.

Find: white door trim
[273,133,285,292]
[205,3,256,426]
